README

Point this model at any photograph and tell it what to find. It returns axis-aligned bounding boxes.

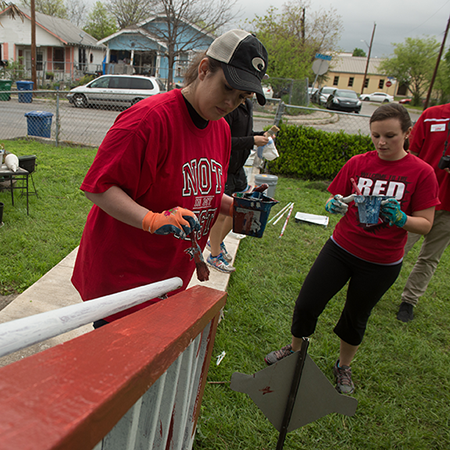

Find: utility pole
[31,0,37,91]
[423,15,450,110]
[361,22,376,96]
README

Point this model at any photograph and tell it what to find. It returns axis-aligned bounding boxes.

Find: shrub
[267,123,373,180]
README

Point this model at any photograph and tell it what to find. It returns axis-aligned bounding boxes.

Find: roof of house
[330,55,386,75]
[97,27,167,50]
[1,6,104,49]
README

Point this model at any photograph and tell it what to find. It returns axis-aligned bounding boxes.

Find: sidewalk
[0,233,242,367]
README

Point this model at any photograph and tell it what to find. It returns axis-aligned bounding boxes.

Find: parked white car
[360,92,394,103]
[67,75,166,108]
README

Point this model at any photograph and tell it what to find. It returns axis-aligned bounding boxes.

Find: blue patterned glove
[325,195,349,215]
[380,199,407,227]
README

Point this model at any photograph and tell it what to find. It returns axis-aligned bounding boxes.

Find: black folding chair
[18,155,38,197]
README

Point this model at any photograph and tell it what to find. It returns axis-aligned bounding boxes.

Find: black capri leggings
[291,239,402,346]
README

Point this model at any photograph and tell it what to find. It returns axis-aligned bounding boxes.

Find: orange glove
[142,207,200,239]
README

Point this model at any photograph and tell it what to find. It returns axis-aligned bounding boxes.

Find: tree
[248,0,343,82]
[352,47,366,57]
[83,1,117,40]
[433,47,450,104]
[124,0,238,90]
[66,0,88,27]
[20,0,67,18]
[105,0,156,29]
[379,36,440,106]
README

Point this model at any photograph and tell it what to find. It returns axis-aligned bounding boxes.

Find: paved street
[0,96,423,147]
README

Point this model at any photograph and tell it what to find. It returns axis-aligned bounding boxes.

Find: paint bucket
[232,191,279,238]
[354,195,390,224]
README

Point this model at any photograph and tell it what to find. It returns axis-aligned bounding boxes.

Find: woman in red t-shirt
[72,30,268,326]
[265,104,440,394]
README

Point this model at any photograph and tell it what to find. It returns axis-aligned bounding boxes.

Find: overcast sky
[229,0,450,58]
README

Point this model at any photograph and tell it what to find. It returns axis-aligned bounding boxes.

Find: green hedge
[267,123,373,180]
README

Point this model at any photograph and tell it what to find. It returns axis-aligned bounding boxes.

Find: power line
[404,0,450,35]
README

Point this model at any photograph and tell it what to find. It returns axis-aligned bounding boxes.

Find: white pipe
[0,277,183,358]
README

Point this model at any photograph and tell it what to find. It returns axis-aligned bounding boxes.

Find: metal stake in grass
[230,338,358,449]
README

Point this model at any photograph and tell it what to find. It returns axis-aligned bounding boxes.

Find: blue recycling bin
[24,110,53,138]
[16,80,34,103]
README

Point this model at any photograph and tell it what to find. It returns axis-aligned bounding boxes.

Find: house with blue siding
[98,15,215,87]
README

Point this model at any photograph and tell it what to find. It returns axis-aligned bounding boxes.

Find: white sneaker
[206,240,232,262]
[207,253,236,273]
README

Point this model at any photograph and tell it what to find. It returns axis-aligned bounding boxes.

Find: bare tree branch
[106,0,158,29]
[0,1,26,24]
[126,0,239,88]
[66,0,88,27]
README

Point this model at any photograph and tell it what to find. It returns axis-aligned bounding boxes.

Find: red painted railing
[0,285,227,450]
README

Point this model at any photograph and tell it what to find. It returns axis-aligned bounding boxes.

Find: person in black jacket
[206,98,269,272]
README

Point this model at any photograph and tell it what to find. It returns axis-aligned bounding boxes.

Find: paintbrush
[350,177,363,196]
[185,233,210,282]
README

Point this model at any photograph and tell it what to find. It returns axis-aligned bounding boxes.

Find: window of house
[333,76,339,86]
[36,51,43,71]
[53,48,64,71]
[90,53,93,63]
[348,77,354,87]
[364,78,369,88]
[379,79,384,89]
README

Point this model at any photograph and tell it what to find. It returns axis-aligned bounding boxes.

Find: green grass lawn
[1,139,449,449]
[195,177,450,449]
[0,138,95,295]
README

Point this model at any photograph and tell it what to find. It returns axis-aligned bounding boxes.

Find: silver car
[67,75,166,108]
[313,86,335,105]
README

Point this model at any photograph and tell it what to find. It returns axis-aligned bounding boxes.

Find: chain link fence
[0,89,372,148]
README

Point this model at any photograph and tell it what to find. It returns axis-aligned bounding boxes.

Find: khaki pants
[401,210,450,306]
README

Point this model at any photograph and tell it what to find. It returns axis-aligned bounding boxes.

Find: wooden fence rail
[0,285,227,450]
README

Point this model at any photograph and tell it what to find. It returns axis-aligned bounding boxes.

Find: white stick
[279,203,295,238]
[271,202,293,225]
[273,208,290,225]
[268,202,292,224]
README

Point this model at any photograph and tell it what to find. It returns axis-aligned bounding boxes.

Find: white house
[0,5,105,84]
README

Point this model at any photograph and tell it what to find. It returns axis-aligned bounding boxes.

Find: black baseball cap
[206,29,268,105]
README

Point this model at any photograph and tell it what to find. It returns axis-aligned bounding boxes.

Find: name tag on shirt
[430,123,446,132]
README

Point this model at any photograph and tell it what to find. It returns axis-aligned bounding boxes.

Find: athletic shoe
[397,302,414,322]
[264,344,294,365]
[206,240,232,262]
[206,253,236,273]
[333,360,355,394]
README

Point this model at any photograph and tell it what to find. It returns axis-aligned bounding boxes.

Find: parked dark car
[326,89,362,113]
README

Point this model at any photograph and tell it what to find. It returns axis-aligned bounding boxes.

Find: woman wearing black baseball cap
[72,30,268,327]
